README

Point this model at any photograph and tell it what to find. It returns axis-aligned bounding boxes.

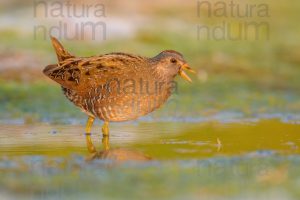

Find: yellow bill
[179,64,195,83]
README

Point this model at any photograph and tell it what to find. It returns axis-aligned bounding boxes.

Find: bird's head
[151,50,195,82]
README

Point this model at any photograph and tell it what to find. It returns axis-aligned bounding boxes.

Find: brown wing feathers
[43,36,146,91]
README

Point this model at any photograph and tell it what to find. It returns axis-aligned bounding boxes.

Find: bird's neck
[148,58,172,82]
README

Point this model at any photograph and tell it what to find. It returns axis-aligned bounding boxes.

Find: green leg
[101,121,110,150]
[85,116,96,153]
[101,121,109,136]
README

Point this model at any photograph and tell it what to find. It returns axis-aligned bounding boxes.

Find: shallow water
[1,119,300,199]
[1,119,299,158]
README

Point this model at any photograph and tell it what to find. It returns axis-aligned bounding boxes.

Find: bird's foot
[102,121,110,136]
[85,116,96,153]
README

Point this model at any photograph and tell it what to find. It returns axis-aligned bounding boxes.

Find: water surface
[1,119,300,200]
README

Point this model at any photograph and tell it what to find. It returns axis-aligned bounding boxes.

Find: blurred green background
[1,0,300,123]
[1,1,300,200]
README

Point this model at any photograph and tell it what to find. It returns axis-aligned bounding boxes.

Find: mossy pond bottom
[0,119,300,200]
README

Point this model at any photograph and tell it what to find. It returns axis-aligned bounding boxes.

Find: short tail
[50,36,74,62]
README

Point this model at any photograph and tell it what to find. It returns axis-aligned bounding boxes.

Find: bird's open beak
[178,64,195,83]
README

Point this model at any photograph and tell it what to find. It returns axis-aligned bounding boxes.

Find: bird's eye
[170,58,177,63]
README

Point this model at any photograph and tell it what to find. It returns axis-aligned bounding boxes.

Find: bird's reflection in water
[86,135,151,162]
